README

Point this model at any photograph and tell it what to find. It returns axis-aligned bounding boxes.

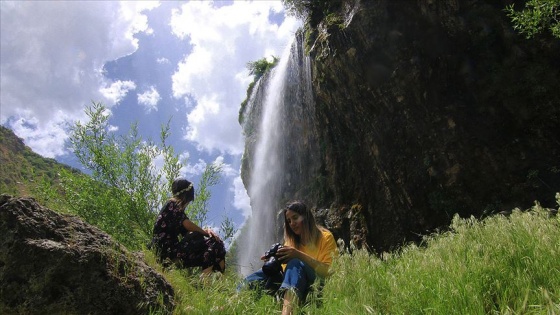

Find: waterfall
[237,33,315,276]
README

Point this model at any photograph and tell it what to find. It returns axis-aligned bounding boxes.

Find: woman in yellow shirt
[241,201,338,315]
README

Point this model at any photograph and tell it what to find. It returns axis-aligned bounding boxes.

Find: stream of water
[237,33,313,276]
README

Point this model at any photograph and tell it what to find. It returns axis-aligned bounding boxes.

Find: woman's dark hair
[283,200,321,249]
[171,178,194,207]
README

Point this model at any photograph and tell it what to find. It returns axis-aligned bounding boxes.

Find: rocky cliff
[241,0,559,253]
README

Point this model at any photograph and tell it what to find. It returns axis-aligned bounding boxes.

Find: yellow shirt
[283,228,338,272]
[301,228,338,266]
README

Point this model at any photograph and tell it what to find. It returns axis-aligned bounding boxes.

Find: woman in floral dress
[152,178,226,274]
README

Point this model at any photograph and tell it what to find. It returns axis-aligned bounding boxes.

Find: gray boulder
[0,195,174,314]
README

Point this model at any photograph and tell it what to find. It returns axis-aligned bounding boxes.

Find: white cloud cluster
[184,158,209,177]
[0,1,158,157]
[232,175,252,219]
[169,1,299,156]
[100,80,137,105]
[137,86,161,112]
[8,111,72,158]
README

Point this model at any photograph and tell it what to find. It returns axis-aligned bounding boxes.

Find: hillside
[0,125,78,197]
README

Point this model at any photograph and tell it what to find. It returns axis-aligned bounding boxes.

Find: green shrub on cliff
[246,56,278,81]
[506,0,560,39]
[239,56,278,125]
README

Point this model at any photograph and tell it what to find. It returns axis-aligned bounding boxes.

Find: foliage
[506,0,560,39]
[246,56,278,81]
[239,56,278,125]
[63,102,180,248]
[58,102,227,249]
[281,0,318,20]
[282,0,342,25]
[2,106,234,248]
[238,81,255,125]
[185,162,221,226]
[144,197,559,314]
[0,125,74,199]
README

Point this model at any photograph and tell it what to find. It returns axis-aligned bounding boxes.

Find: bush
[506,0,560,39]
[57,102,226,249]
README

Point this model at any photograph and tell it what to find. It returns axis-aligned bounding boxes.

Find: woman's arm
[182,219,210,237]
[297,250,331,278]
[277,247,332,278]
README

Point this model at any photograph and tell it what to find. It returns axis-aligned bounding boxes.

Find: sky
[0,1,300,237]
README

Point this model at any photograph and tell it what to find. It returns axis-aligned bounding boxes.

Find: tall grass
[146,201,559,314]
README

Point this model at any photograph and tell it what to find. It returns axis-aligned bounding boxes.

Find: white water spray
[237,31,314,276]
[237,37,297,276]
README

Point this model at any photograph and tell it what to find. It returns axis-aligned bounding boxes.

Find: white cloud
[232,175,251,219]
[184,159,208,177]
[0,1,158,157]
[118,1,160,40]
[169,1,299,155]
[137,86,161,112]
[156,57,170,64]
[179,151,191,163]
[185,94,245,154]
[171,46,213,99]
[100,80,137,105]
[213,156,236,177]
[8,111,71,158]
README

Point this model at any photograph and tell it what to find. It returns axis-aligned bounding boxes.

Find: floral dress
[152,200,226,271]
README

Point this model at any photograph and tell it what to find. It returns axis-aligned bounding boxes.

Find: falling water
[237,33,315,276]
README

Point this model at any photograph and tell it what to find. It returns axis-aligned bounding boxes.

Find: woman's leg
[279,259,316,309]
[238,269,266,291]
[201,266,214,276]
[178,237,226,273]
[282,289,297,315]
[205,237,227,273]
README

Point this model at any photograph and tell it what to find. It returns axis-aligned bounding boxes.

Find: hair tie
[173,183,193,196]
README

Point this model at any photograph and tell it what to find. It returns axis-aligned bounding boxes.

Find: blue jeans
[240,259,317,301]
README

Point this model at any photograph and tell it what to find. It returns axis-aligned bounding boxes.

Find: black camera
[262,243,284,276]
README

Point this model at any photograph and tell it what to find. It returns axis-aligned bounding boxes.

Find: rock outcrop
[240,0,560,253]
[309,0,560,251]
[0,195,174,315]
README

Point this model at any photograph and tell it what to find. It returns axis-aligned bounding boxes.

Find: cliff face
[241,0,560,253]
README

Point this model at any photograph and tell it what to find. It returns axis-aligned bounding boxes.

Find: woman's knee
[208,239,226,257]
[285,258,305,270]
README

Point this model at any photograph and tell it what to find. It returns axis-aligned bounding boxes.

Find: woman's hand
[205,228,221,240]
[275,245,300,263]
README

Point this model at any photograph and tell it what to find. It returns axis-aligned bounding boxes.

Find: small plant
[505,0,560,39]
[240,56,278,125]
[246,56,279,81]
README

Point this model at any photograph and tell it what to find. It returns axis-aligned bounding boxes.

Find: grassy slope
[147,200,559,314]
[0,126,77,202]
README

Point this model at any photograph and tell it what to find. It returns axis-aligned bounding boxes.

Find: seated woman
[241,201,338,315]
[152,178,225,275]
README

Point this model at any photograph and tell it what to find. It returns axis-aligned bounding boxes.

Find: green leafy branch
[506,0,560,39]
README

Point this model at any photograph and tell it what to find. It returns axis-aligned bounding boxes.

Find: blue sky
[1,1,299,236]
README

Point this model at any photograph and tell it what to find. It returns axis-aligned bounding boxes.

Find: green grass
[144,201,559,314]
